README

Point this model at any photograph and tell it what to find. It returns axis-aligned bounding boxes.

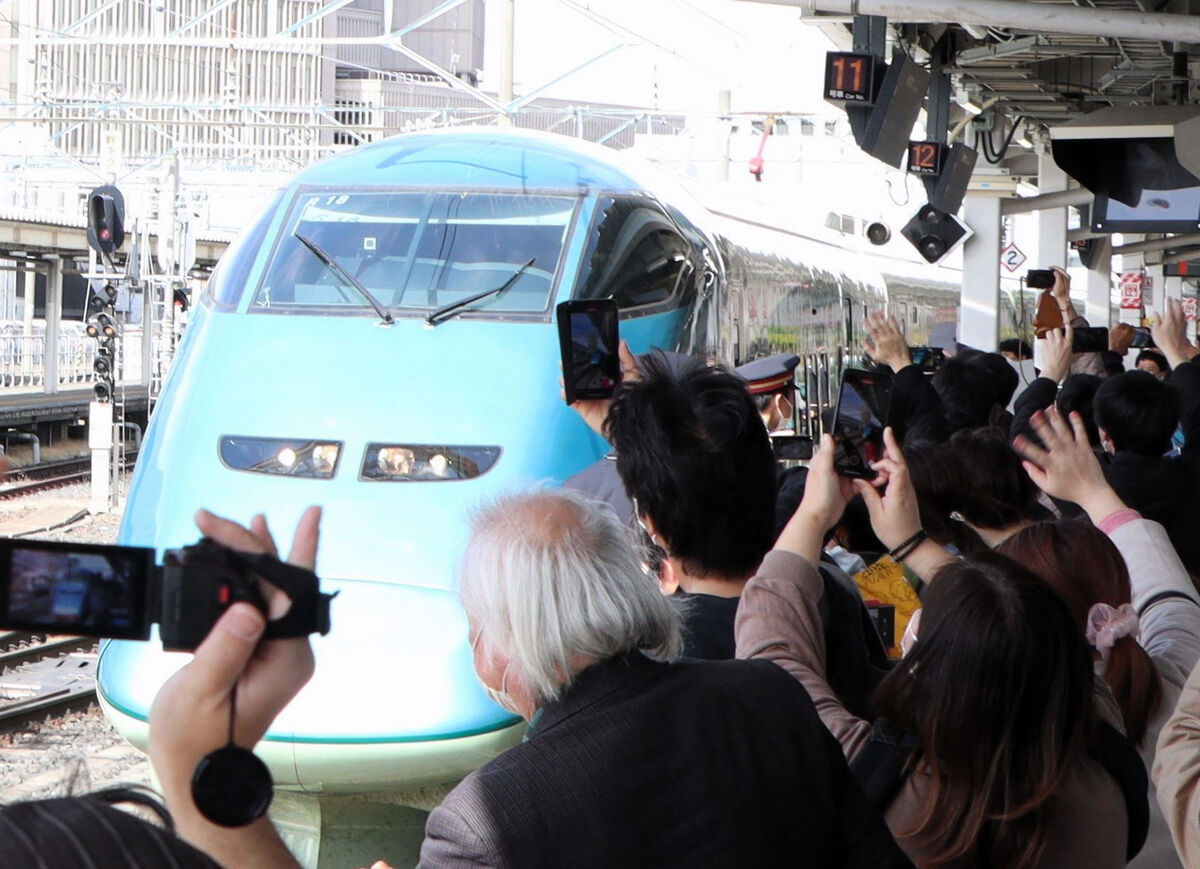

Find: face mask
[472,629,523,716]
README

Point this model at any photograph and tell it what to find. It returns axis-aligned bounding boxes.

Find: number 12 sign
[907,141,947,176]
[824,52,880,105]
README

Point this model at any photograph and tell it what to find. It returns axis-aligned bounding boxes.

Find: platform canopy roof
[746,0,1200,174]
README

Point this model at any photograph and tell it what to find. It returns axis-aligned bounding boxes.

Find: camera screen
[833,370,892,479]
[563,303,619,400]
[0,540,154,639]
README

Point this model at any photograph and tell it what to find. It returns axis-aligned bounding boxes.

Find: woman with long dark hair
[1003,406,1200,868]
[737,426,1134,868]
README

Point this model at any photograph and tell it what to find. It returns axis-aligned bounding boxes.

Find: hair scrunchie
[1085,602,1140,664]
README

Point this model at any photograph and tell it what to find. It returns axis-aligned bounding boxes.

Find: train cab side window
[575,196,695,311]
[208,190,285,308]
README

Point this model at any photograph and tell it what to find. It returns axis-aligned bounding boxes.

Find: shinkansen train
[97,128,983,795]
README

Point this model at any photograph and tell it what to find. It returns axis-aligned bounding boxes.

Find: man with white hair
[146,491,912,868]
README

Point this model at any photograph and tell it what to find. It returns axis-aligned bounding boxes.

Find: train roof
[292,127,670,195]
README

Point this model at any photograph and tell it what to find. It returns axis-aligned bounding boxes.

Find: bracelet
[889,529,928,563]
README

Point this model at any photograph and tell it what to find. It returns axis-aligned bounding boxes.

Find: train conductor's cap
[735,353,800,395]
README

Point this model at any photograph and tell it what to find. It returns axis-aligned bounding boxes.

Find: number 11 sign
[824,52,880,105]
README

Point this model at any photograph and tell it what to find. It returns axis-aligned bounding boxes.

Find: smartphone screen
[908,346,945,372]
[832,369,893,480]
[773,435,814,461]
[557,299,620,403]
[1130,327,1153,349]
[0,539,154,639]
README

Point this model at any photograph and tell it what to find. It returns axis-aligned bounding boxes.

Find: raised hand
[1151,298,1199,370]
[564,340,640,436]
[148,507,322,867]
[1040,321,1074,384]
[1014,406,1124,521]
[862,310,910,373]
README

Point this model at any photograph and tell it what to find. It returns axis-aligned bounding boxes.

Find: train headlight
[361,444,501,482]
[219,436,342,479]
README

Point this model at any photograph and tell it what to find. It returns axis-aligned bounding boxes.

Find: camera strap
[209,544,336,640]
[192,686,274,827]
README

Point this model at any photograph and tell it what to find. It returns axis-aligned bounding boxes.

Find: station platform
[0,386,149,427]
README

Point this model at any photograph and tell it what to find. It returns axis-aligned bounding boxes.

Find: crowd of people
[16,266,1200,867]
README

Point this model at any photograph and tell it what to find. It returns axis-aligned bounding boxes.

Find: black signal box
[86,184,126,258]
[824,52,883,106]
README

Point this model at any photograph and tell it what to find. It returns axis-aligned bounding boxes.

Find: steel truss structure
[0,0,687,172]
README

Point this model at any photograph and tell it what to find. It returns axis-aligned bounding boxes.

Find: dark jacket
[1098,358,1200,578]
[888,364,950,446]
[674,591,739,660]
[1009,376,1086,519]
[418,653,913,868]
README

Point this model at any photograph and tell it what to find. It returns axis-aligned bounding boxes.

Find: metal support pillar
[498,0,514,126]
[961,195,1003,351]
[926,38,952,144]
[1085,236,1113,328]
[1036,152,1068,272]
[852,14,887,54]
[20,264,33,380]
[1146,258,1166,319]
[89,400,113,514]
[1118,236,1145,327]
[43,258,61,394]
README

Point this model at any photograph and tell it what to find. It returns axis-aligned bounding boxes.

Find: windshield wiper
[293,231,394,325]
[425,258,536,327]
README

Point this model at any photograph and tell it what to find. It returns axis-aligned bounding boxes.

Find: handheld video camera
[0,537,334,652]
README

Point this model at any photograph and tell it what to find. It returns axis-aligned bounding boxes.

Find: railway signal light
[901,205,972,264]
[86,185,126,258]
[86,312,117,340]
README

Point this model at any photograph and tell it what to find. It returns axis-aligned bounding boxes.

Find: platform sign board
[1183,297,1197,321]
[1001,243,1027,273]
[1120,271,1145,310]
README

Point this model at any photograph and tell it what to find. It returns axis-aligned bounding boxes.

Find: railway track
[0,632,98,732]
[0,451,137,500]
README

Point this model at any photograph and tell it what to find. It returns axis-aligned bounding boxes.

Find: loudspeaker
[922,144,978,214]
[865,221,891,245]
[901,205,972,263]
[846,52,931,168]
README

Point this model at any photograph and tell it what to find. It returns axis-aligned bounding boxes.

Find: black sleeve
[1010,377,1059,446]
[888,364,949,446]
[1173,358,1200,457]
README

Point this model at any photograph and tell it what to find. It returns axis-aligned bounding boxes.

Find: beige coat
[736,550,1129,868]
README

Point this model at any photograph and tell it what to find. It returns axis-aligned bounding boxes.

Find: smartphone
[1072,326,1109,354]
[773,435,814,461]
[831,368,893,480]
[557,299,621,404]
[1130,326,1153,349]
[1026,269,1056,289]
[908,346,945,372]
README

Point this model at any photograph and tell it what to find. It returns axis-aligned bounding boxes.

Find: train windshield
[251,190,577,317]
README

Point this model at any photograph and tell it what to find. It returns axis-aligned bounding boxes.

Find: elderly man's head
[458,489,681,719]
